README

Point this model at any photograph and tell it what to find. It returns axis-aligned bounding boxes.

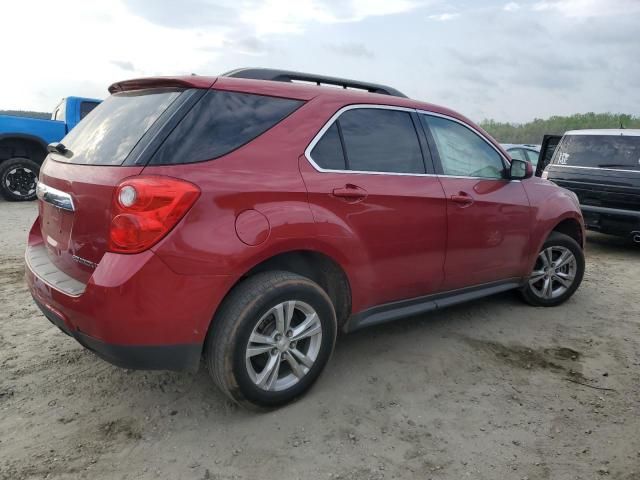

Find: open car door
[535,134,562,177]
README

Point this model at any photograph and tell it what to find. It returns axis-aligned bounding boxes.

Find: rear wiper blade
[47,142,68,154]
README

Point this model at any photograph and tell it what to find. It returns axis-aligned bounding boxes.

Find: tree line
[480,113,640,144]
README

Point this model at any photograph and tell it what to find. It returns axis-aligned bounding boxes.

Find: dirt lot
[1,199,639,480]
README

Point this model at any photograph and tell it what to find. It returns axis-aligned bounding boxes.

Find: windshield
[55,89,182,165]
[552,134,640,170]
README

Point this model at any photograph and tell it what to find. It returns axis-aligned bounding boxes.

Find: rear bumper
[32,295,201,370]
[581,204,640,237]
[26,236,233,372]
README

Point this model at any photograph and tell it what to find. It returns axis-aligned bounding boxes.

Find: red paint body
[25,75,584,368]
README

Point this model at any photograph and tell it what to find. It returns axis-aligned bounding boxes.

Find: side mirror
[510,158,533,180]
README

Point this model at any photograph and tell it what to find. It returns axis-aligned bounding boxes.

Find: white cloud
[2,0,431,111]
[3,0,228,110]
[532,0,640,17]
[504,2,520,11]
[428,12,460,21]
[1,0,639,123]
[327,42,375,59]
[241,0,428,35]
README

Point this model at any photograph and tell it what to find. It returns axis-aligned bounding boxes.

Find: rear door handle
[450,192,474,207]
[332,184,368,201]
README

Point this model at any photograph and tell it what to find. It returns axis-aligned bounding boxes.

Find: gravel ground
[1,199,639,480]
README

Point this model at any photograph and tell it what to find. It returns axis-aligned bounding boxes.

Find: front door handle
[332,184,368,201]
[450,191,474,207]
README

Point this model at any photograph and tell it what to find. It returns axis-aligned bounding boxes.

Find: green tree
[480,113,640,144]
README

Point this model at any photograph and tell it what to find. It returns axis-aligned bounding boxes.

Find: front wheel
[0,157,40,201]
[205,271,337,409]
[520,232,585,307]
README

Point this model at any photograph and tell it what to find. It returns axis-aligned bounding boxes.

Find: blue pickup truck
[0,96,101,200]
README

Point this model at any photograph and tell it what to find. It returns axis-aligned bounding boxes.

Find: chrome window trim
[548,164,640,174]
[304,104,512,181]
[304,104,434,177]
[36,182,75,212]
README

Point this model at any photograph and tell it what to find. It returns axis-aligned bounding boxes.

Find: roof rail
[222,68,408,98]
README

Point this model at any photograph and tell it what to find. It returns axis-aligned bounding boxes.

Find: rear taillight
[108,176,200,254]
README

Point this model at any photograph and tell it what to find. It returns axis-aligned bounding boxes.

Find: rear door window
[150,90,303,165]
[308,108,426,174]
[56,89,182,165]
[552,134,640,170]
[337,108,425,174]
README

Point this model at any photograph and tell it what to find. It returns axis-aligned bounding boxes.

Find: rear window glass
[338,109,424,174]
[553,134,640,170]
[150,90,303,165]
[80,101,100,120]
[56,89,181,165]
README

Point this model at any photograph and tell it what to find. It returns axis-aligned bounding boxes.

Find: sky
[3,0,639,123]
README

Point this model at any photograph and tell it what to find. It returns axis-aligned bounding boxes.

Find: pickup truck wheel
[520,232,585,307]
[0,158,39,201]
[205,271,337,409]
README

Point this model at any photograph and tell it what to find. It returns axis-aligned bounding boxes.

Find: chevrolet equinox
[26,68,586,408]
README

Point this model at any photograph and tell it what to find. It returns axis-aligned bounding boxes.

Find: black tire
[0,157,40,201]
[205,271,337,409]
[520,232,585,307]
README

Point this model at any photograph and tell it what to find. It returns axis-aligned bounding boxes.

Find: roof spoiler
[222,68,408,98]
[108,76,215,94]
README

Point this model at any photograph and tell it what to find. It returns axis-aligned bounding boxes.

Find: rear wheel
[520,232,585,306]
[205,271,337,409]
[0,157,39,201]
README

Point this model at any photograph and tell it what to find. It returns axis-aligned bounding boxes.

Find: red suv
[26,68,585,408]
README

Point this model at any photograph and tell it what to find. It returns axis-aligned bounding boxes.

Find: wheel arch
[526,210,585,275]
[520,216,586,306]
[205,249,353,342]
[0,134,48,165]
[237,249,352,327]
[551,217,584,248]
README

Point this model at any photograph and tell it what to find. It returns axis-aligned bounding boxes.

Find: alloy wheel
[5,166,37,198]
[245,300,323,392]
[528,246,577,300]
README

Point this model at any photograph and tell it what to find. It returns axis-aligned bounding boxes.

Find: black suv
[539,129,640,242]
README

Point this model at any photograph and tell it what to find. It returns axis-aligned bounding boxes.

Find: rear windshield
[55,89,182,165]
[552,134,640,170]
